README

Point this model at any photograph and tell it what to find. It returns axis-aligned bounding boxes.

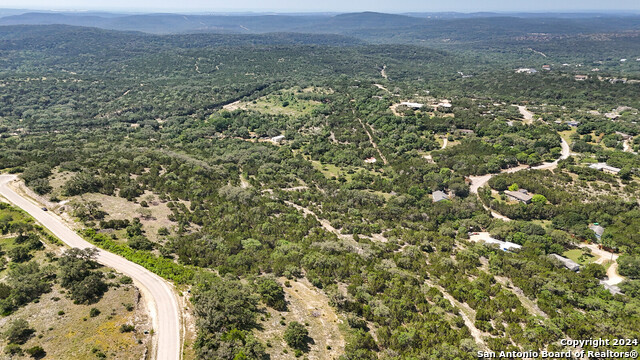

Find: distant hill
[0,12,331,34]
[302,12,425,31]
[0,11,428,34]
[0,25,364,55]
[1,11,639,52]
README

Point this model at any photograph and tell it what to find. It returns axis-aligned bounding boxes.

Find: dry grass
[0,284,150,359]
[70,192,176,242]
[255,277,345,360]
[0,230,150,359]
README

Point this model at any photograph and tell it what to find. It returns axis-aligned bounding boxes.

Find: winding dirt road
[579,243,623,285]
[424,279,489,351]
[623,139,637,154]
[467,137,624,285]
[516,105,535,124]
[380,64,388,79]
[0,175,181,360]
[469,137,570,194]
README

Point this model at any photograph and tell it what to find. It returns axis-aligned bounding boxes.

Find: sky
[1,0,639,13]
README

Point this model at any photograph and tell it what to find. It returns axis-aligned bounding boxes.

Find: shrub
[4,344,22,355]
[531,194,547,204]
[283,321,309,351]
[256,277,286,311]
[26,345,46,359]
[4,319,34,344]
[128,236,154,251]
[119,324,135,333]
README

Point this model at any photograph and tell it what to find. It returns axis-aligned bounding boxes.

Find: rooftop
[400,102,424,109]
[550,254,580,272]
[505,189,533,202]
[589,224,605,237]
[589,163,621,173]
[479,237,522,251]
[432,190,450,202]
[516,68,537,74]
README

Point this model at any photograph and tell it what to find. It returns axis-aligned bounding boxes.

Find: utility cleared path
[0,175,181,360]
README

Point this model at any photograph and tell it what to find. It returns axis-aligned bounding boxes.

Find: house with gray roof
[589,223,605,240]
[432,190,450,203]
[567,121,580,127]
[550,254,580,272]
[505,189,533,204]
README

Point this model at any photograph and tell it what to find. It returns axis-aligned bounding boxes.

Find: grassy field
[558,129,576,146]
[227,89,321,117]
[563,249,597,265]
[308,158,386,184]
[310,161,346,180]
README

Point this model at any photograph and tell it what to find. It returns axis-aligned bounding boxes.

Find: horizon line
[2,8,640,15]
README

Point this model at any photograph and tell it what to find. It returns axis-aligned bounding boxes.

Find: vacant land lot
[224,90,321,116]
[255,277,345,360]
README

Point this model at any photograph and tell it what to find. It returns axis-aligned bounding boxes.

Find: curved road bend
[0,175,181,360]
[467,140,625,284]
[470,138,570,194]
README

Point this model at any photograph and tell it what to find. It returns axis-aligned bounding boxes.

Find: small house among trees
[549,254,580,272]
[589,163,621,175]
[432,190,450,202]
[505,189,532,204]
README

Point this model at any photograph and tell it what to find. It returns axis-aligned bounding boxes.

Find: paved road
[0,175,181,360]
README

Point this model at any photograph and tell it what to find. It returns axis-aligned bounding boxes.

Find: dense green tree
[283,321,310,351]
[256,277,286,311]
[4,319,34,345]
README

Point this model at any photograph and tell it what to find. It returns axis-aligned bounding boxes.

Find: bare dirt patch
[255,277,345,360]
[223,100,243,111]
